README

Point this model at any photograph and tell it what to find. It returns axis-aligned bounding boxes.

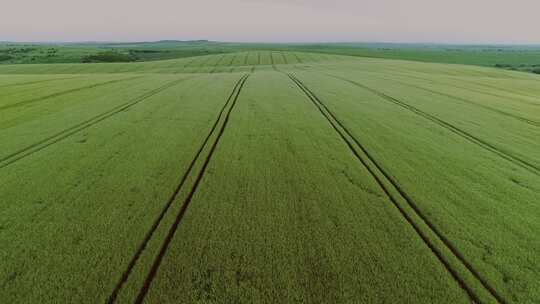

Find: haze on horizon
[2,0,539,44]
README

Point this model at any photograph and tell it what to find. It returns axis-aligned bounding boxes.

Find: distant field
[2,41,540,74]
[0,41,235,64]
[0,51,539,303]
[272,43,540,73]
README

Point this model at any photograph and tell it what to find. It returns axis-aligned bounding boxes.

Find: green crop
[0,50,538,304]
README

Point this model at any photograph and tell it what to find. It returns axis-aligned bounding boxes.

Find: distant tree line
[0,54,12,62]
[494,63,540,74]
[81,51,136,63]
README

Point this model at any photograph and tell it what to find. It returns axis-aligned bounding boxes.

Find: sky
[1,0,539,44]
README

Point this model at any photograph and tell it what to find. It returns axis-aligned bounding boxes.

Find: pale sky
[1,0,539,44]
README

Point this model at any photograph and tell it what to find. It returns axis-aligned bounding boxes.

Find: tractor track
[199,56,215,70]
[0,78,187,170]
[395,78,540,127]
[189,56,214,72]
[0,76,77,90]
[210,54,226,74]
[198,56,214,68]
[228,54,238,73]
[373,74,540,127]
[387,71,540,107]
[287,72,507,304]
[132,74,250,304]
[0,76,140,112]
[182,56,199,69]
[228,54,237,66]
[455,77,540,103]
[281,52,288,65]
[293,53,303,64]
[107,74,249,303]
[448,82,540,107]
[270,52,276,71]
[326,74,540,176]
[243,52,249,66]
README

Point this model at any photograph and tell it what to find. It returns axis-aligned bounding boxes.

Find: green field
[0,50,539,303]
[0,41,234,64]
[270,43,540,73]
[3,41,540,74]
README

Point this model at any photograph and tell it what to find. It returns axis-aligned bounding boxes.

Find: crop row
[134,72,473,303]
[292,69,540,303]
[0,73,245,302]
[0,51,348,75]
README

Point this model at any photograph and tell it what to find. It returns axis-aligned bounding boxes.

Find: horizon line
[2,39,540,47]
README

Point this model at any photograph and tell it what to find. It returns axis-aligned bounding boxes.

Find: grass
[0,50,539,303]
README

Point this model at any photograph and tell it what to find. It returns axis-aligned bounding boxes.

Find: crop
[0,50,538,303]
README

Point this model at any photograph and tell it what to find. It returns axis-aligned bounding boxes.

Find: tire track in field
[0,76,140,112]
[182,56,199,68]
[287,73,507,304]
[388,71,540,107]
[450,82,540,107]
[0,78,188,170]
[374,74,540,127]
[0,76,77,90]
[132,74,250,304]
[188,56,214,72]
[270,52,277,71]
[107,74,249,303]
[327,74,540,176]
[243,52,249,66]
[293,53,303,64]
[395,78,540,127]
[228,54,237,66]
[197,56,213,67]
[455,78,540,103]
[281,52,288,65]
[228,54,238,73]
[210,54,226,74]
[197,56,216,72]
[257,52,261,65]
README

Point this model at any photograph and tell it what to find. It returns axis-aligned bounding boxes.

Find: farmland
[3,41,540,74]
[0,41,234,64]
[0,50,539,303]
